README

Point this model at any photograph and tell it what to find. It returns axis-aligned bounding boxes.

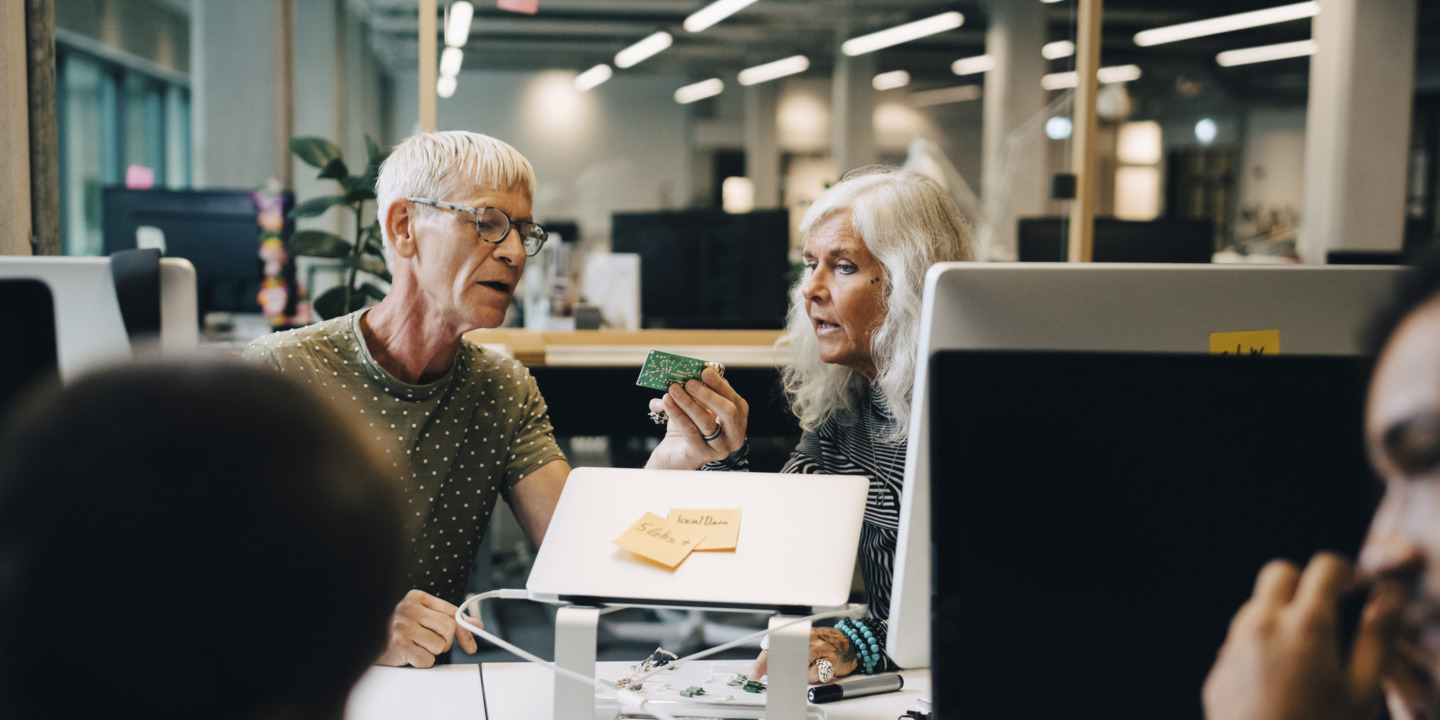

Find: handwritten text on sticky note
[667,509,742,551]
[1210,330,1281,356]
[613,512,707,568]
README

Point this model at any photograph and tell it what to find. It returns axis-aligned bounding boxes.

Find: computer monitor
[0,256,199,384]
[929,350,1375,720]
[1018,217,1214,263]
[887,262,1406,669]
[0,279,58,424]
[610,208,790,329]
[102,188,293,320]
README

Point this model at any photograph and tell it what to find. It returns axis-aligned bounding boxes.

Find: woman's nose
[802,271,827,302]
[1358,492,1425,583]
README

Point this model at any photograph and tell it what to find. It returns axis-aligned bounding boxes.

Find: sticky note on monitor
[667,509,742,551]
[636,350,722,391]
[1210,330,1281,356]
[613,512,707,568]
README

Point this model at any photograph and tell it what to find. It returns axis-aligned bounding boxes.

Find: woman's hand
[644,367,749,470]
[1202,554,1401,720]
[747,627,861,683]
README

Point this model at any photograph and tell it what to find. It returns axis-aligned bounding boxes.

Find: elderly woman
[645,166,975,681]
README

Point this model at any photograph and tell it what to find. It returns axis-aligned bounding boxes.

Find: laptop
[527,467,869,612]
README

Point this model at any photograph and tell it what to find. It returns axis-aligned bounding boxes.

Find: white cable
[455,593,869,717]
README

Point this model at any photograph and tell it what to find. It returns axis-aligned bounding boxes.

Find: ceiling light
[574,64,613,92]
[437,75,457,98]
[444,1,474,48]
[738,55,809,86]
[951,55,994,76]
[1039,0,1064,3]
[675,78,724,103]
[1042,40,1075,60]
[1134,1,1318,47]
[1041,64,1143,90]
[841,11,964,57]
[1216,39,1317,66]
[1045,117,1073,140]
[1195,118,1218,145]
[873,70,911,91]
[684,0,760,33]
[615,31,673,69]
[439,47,463,77]
[908,84,981,107]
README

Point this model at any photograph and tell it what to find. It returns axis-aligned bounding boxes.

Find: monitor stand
[553,604,812,720]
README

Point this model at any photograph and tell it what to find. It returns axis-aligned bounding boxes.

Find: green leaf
[288,230,352,258]
[290,137,344,169]
[312,285,350,320]
[344,186,376,203]
[318,157,349,180]
[344,254,390,276]
[365,134,385,167]
[359,282,389,302]
[288,195,348,218]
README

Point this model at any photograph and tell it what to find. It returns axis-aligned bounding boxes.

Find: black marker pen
[807,673,905,703]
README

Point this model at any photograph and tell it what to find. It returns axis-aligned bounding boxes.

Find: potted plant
[286,135,392,319]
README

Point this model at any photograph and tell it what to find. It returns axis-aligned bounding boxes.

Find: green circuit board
[635,350,722,391]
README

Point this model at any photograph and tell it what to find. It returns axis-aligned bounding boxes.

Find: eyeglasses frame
[406,196,548,257]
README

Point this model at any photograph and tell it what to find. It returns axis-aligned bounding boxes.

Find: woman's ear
[386,200,419,260]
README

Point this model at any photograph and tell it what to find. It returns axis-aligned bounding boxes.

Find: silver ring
[815,658,835,683]
[648,410,669,425]
[701,425,724,442]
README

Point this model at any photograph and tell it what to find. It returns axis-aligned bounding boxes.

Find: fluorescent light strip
[1134,1,1318,47]
[1041,64,1142,90]
[614,31,673,69]
[1216,39,1317,67]
[951,54,994,76]
[675,78,725,103]
[437,75,457,98]
[738,55,809,86]
[574,64,613,92]
[439,47,463,77]
[909,84,981,107]
[841,11,964,57]
[873,70,911,91]
[684,0,760,33]
[445,1,474,48]
[1042,40,1075,60]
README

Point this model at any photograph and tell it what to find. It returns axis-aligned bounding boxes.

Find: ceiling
[355,0,1440,103]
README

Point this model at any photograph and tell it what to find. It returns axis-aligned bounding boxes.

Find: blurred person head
[373,131,543,331]
[781,166,975,442]
[1360,250,1440,720]
[0,360,407,720]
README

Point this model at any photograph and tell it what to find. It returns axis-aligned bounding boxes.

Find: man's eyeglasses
[407,197,548,257]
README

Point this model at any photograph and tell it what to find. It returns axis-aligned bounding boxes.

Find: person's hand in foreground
[748,627,861,683]
[645,367,749,470]
[1203,553,1401,720]
[375,589,480,668]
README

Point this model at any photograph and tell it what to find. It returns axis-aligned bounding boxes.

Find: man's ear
[386,200,419,259]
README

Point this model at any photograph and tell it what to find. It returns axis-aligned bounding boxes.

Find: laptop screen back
[930,350,1376,720]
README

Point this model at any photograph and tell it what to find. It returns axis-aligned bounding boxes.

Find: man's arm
[508,459,569,547]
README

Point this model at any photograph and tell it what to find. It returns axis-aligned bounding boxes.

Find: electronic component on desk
[635,349,725,391]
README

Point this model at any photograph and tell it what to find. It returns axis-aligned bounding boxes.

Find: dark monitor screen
[611,209,790,329]
[0,279,58,431]
[103,188,293,319]
[1018,217,1214,263]
[930,350,1375,720]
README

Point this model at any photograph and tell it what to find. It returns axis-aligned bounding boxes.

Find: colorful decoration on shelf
[252,183,309,328]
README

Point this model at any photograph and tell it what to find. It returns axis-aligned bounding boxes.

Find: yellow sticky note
[1209,330,1281,356]
[613,512,708,568]
[667,509,742,551]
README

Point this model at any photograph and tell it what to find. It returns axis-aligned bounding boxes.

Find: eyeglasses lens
[474,208,511,244]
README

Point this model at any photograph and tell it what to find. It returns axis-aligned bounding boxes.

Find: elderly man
[244,131,570,668]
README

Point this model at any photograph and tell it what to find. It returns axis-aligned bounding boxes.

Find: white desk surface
[346,662,930,719]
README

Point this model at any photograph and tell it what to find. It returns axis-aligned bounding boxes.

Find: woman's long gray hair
[780,166,974,442]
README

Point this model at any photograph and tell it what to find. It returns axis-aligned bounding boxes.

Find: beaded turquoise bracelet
[834,618,881,675]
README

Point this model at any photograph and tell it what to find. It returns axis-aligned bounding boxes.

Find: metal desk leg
[765,614,811,720]
[554,605,599,719]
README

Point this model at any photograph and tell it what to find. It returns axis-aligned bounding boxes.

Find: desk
[462,328,787,368]
[346,663,930,719]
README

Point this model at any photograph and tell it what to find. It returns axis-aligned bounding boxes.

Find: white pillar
[980,0,1047,261]
[744,81,780,208]
[1299,0,1416,262]
[191,0,281,188]
[832,43,875,176]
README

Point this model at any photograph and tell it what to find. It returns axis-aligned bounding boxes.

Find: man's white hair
[780,166,975,442]
[374,131,537,267]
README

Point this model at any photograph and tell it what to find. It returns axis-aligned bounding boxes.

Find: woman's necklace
[864,388,903,484]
